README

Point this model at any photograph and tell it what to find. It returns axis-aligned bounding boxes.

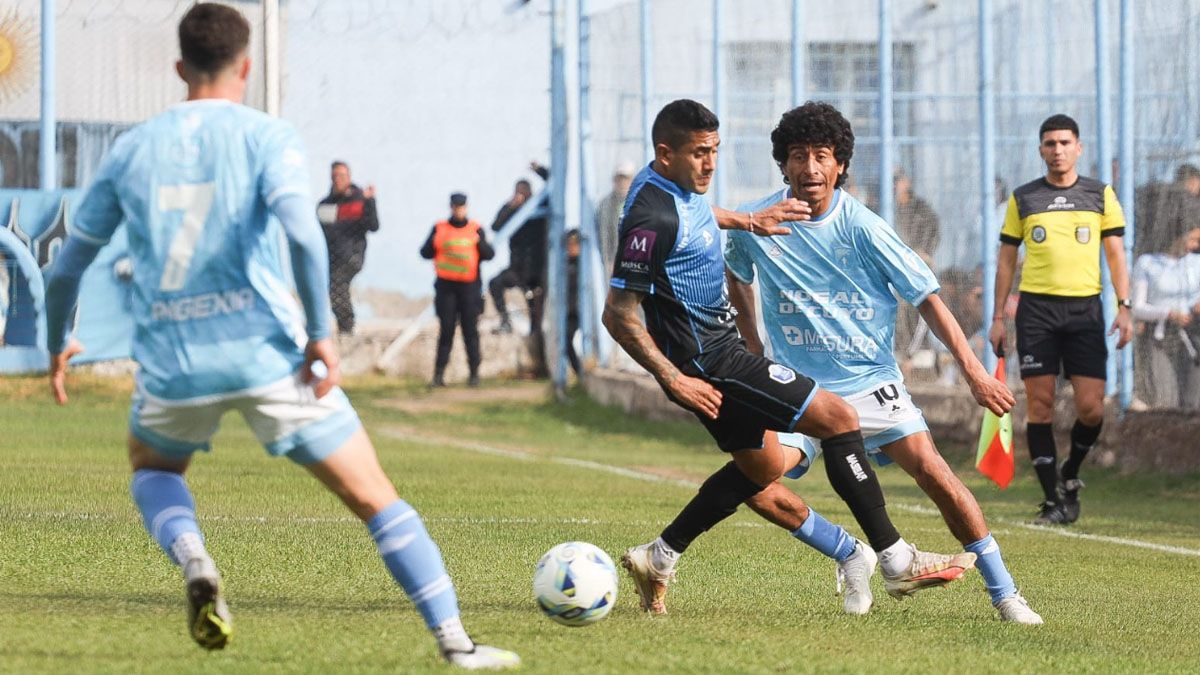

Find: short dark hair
[515,179,532,191]
[651,99,719,150]
[770,101,855,189]
[331,160,349,171]
[1039,114,1079,139]
[1175,163,1200,182]
[178,3,250,76]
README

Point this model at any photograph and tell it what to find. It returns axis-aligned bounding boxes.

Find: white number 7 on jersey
[158,182,215,292]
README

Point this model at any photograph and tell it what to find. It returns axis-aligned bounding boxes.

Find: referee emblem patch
[1075,225,1091,244]
[1031,226,1046,243]
[768,364,796,384]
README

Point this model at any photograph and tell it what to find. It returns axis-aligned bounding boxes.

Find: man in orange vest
[420,192,495,387]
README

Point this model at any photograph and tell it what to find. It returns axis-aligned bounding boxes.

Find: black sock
[1026,423,1059,502]
[821,430,900,552]
[660,461,765,553]
[1061,420,1102,481]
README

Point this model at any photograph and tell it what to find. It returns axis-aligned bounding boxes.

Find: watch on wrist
[1118,298,1132,309]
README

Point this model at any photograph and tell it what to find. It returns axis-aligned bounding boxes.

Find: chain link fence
[585,0,1200,411]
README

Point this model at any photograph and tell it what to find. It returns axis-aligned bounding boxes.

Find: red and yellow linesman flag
[975,354,1014,489]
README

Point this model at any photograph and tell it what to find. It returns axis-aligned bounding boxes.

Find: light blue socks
[368,500,461,630]
[965,533,1017,603]
[792,508,858,562]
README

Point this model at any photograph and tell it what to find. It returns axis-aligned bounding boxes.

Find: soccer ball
[532,541,618,627]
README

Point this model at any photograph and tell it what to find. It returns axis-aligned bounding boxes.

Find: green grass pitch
[2,374,1199,673]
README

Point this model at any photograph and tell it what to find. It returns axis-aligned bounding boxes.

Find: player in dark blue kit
[604,100,975,616]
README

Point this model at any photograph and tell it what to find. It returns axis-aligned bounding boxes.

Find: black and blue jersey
[609,164,739,365]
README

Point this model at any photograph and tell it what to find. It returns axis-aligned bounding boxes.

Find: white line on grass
[386,428,1200,559]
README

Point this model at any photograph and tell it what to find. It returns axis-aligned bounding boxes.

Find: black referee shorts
[1015,292,1108,380]
[676,343,819,452]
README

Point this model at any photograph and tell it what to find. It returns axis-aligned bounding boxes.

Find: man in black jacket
[420,193,495,387]
[317,161,379,335]
[489,163,548,339]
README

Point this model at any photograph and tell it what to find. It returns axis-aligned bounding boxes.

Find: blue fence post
[877,0,894,228]
[578,0,599,366]
[979,0,998,373]
[640,0,653,164]
[550,0,569,396]
[712,0,724,207]
[40,0,56,190]
[1118,0,1135,410]
[1095,0,1118,396]
[791,0,804,107]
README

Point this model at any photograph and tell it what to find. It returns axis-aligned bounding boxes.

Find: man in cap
[420,192,495,387]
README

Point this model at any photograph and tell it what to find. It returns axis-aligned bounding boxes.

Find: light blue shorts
[130,373,361,465]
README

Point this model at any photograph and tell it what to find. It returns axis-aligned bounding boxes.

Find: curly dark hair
[770,101,855,189]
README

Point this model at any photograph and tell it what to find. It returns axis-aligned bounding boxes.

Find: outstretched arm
[45,237,103,404]
[918,293,1014,416]
[272,193,339,397]
[711,198,811,236]
[988,243,1019,356]
[1103,235,1133,348]
[602,287,722,419]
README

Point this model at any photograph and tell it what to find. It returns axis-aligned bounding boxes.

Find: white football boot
[835,541,877,615]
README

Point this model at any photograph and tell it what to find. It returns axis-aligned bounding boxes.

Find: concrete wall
[583,367,1200,474]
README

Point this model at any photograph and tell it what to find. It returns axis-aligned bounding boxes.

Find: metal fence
[3,0,1199,411]
[578,0,1200,411]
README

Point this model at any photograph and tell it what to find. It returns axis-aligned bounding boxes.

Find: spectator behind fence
[892,168,941,371]
[489,161,550,377]
[893,168,940,263]
[1135,163,1200,256]
[595,161,636,275]
[1131,226,1200,409]
[565,229,582,376]
[420,192,495,388]
[317,161,378,335]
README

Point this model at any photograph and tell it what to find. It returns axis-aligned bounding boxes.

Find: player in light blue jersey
[43,4,517,668]
[725,102,1043,624]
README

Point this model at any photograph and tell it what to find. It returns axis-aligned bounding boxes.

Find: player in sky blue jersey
[608,100,978,619]
[725,101,1042,624]
[42,4,518,668]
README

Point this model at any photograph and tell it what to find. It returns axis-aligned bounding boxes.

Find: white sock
[170,532,209,567]
[648,537,680,573]
[434,616,474,653]
[878,538,914,577]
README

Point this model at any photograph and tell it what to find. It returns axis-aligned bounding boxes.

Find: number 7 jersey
[72,99,313,400]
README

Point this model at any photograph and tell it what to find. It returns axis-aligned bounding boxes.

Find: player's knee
[746,483,809,528]
[820,395,859,436]
[1078,407,1104,427]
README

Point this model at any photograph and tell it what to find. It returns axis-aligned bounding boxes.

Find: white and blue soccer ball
[532,541,618,627]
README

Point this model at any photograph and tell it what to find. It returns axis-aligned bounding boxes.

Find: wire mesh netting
[2,0,1199,409]
[585,0,1200,411]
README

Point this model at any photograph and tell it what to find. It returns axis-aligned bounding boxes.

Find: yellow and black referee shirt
[999,176,1125,297]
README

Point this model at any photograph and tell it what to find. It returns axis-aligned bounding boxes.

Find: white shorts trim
[130,373,359,463]
[780,379,928,477]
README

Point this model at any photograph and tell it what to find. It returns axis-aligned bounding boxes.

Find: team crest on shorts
[1031,225,1047,243]
[768,364,796,384]
[1075,225,1091,244]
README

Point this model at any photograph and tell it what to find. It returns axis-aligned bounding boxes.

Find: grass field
[3,374,1199,674]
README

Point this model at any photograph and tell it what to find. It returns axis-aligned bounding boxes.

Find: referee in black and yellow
[989,114,1132,526]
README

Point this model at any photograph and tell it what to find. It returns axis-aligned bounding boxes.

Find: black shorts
[676,344,819,452]
[1015,292,1107,380]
